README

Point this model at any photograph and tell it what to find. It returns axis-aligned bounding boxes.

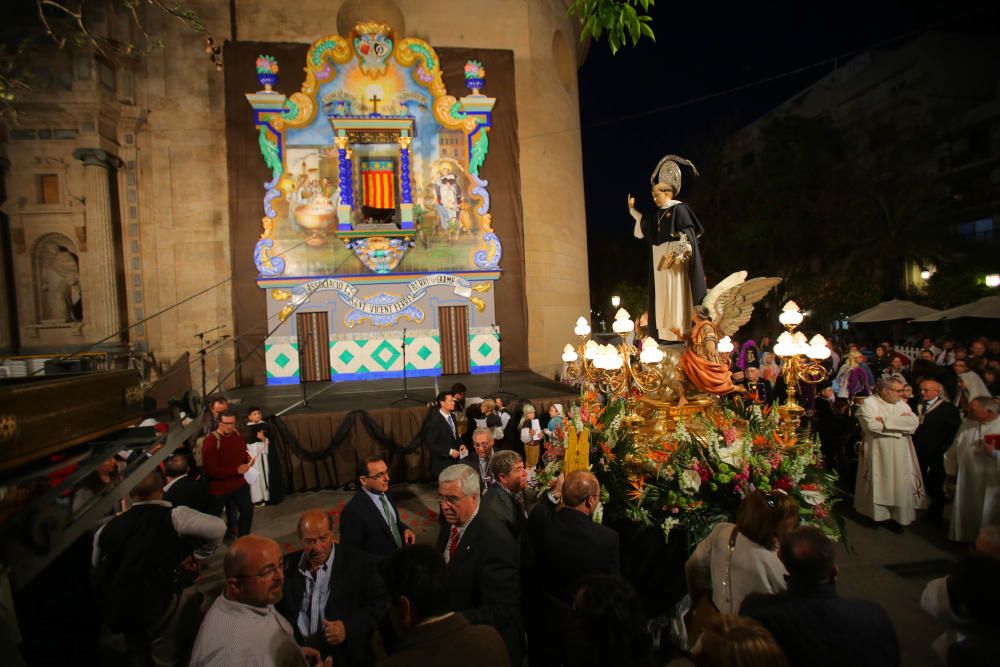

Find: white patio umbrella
[911,295,1000,322]
[847,299,942,323]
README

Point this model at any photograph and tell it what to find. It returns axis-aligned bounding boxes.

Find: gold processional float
[559,274,831,476]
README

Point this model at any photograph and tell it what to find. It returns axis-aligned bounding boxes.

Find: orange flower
[627,476,646,501]
[752,434,767,446]
[772,432,798,448]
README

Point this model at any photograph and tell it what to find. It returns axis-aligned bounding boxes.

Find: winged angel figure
[671,271,781,400]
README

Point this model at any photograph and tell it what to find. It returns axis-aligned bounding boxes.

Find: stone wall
[1,0,590,385]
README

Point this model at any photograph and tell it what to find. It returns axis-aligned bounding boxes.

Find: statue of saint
[628,155,706,343]
[39,241,82,322]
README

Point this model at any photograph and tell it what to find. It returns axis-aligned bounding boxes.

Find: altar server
[944,396,1000,542]
[854,376,926,531]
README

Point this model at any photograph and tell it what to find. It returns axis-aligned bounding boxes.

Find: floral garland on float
[535,274,845,550]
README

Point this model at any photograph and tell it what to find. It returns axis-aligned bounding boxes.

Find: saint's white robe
[854,395,926,524]
[943,417,1000,542]
[631,200,691,343]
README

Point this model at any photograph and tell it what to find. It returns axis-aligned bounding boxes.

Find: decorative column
[398,135,414,230]
[335,135,354,231]
[73,148,125,345]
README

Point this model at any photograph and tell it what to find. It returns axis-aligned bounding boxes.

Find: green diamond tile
[477,342,494,357]
[338,349,355,365]
[275,352,291,368]
[416,345,432,361]
[372,340,401,370]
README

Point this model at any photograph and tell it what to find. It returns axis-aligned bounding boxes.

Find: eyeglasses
[364,471,389,480]
[438,494,465,505]
[239,558,284,580]
[763,492,777,508]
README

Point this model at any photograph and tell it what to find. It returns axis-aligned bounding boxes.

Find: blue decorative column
[335,135,353,231]
[398,135,414,230]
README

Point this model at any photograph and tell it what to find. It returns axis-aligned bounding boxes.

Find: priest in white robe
[855,376,927,528]
[944,396,1000,542]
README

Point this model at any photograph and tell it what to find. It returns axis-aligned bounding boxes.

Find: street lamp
[611,295,621,308]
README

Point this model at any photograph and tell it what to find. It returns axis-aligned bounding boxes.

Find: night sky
[576,0,994,240]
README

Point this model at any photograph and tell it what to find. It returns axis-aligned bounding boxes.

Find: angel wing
[703,271,747,322]
[709,274,782,337]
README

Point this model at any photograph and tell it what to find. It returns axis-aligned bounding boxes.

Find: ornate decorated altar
[246,23,504,383]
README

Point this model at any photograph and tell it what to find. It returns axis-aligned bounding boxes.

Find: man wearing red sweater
[202,410,254,537]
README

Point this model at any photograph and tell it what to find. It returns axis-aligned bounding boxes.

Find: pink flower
[723,427,737,445]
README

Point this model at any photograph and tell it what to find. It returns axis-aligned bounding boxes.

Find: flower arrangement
[256,55,279,92]
[256,55,279,75]
[464,60,486,93]
[558,392,844,550]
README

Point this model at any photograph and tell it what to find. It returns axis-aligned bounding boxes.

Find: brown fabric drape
[274,396,576,492]
[224,43,528,387]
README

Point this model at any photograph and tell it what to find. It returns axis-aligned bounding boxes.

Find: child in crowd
[244,407,270,505]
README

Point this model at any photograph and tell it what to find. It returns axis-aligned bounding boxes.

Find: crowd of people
[27,334,999,666]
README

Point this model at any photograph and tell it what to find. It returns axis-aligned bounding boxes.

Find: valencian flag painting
[361,160,395,209]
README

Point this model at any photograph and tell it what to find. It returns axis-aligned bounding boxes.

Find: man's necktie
[379,493,403,547]
[447,526,461,560]
[448,413,457,438]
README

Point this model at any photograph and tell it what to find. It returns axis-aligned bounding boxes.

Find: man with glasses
[277,509,387,664]
[854,376,926,533]
[463,427,496,492]
[437,464,522,666]
[340,455,417,560]
[202,409,255,537]
[190,535,330,666]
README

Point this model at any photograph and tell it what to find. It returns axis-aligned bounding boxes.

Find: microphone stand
[194,325,226,399]
[493,324,517,401]
[392,327,424,406]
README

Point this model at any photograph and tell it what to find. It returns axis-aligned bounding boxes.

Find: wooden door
[296,312,331,382]
[438,305,470,375]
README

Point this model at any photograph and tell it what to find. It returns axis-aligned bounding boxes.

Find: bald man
[190,535,329,666]
[913,379,961,521]
[277,509,387,665]
[537,471,620,663]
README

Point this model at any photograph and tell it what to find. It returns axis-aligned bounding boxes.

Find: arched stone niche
[32,232,83,324]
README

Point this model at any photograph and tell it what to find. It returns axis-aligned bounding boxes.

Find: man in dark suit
[741,526,899,667]
[521,472,563,667]
[913,379,962,521]
[277,509,387,665]
[163,454,210,514]
[424,391,465,479]
[436,464,522,666]
[378,545,509,667]
[339,455,416,560]
[463,427,496,492]
[482,450,527,539]
[537,470,619,664]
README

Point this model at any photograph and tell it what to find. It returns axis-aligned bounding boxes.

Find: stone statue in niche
[36,236,82,322]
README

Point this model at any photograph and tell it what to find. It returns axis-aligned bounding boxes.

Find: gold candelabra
[773,301,829,432]
[562,310,663,430]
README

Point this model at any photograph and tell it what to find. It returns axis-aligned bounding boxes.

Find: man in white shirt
[854,376,926,532]
[944,396,1000,542]
[190,535,328,666]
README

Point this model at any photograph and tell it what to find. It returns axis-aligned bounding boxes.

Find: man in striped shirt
[189,535,328,666]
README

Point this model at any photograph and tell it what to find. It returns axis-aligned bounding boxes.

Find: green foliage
[568,0,656,54]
